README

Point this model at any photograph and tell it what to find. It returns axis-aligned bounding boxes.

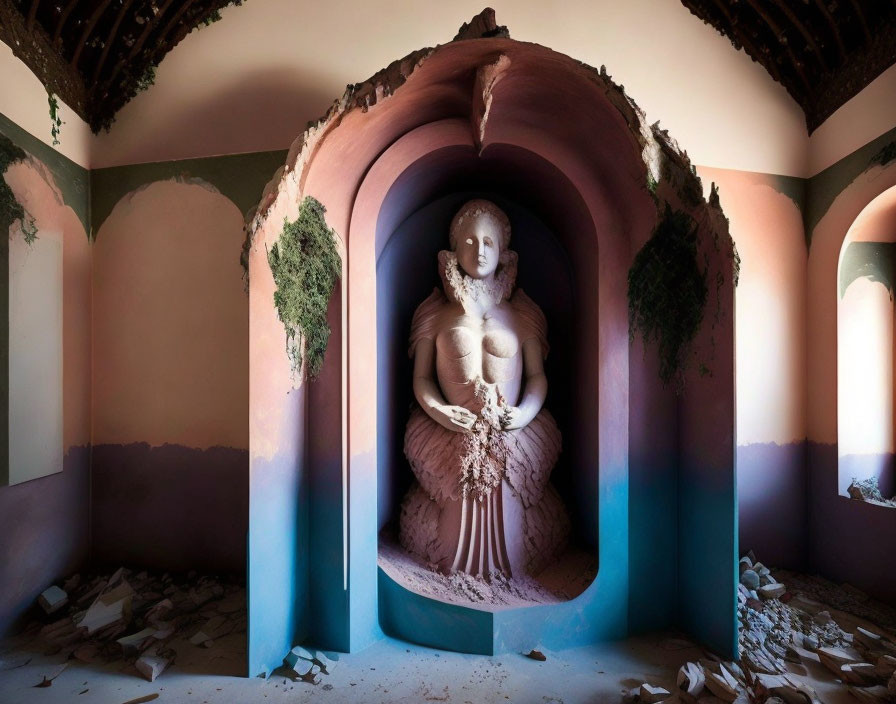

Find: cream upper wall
[0,44,91,168]
[810,63,896,177]
[89,0,809,175]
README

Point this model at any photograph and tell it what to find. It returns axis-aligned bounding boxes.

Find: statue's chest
[435,310,521,383]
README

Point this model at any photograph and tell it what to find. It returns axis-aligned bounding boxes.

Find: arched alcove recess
[245,11,737,673]
[837,186,896,500]
[808,162,896,607]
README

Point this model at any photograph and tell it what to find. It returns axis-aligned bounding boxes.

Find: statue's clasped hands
[435,403,529,431]
[435,404,477,430]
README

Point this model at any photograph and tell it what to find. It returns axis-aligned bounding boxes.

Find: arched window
[837,185,896,503]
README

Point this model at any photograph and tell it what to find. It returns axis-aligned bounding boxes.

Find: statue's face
[454,214,502,279]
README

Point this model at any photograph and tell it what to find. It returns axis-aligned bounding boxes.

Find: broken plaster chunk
[135,652,171,682]
[740,570,760,591]
[313,650,338,674]
[38,586,68,615]
[117,627,157,655]
[816,646,861,676]
[840,662,879,686]
[189,615,228,646]
[703,664,741,702]
[638,683,671,703]
[677,661,705,701]
[848,685,892,703]
[80,583,133,635]
[875,655,896,679]
[284,645,314,669]
[524,649,546,661]
[759,583,786,600]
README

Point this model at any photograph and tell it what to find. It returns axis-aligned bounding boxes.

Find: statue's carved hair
[449,199,512,251]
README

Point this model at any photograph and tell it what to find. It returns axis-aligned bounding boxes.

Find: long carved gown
[399,251,570,579]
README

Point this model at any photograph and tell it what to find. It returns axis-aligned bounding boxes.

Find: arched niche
[371,128,602,610]
[837,185,896,500]
[246,12,737,668]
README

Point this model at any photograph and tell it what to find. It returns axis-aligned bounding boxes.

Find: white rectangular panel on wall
[8,230,63,485]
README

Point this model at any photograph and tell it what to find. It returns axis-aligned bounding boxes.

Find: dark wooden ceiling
[0,0,242,132]
[681,0,896,132]
[1,2,894,135]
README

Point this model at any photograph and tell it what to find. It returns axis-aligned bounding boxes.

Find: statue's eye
[465,238,474,246]
[484,238,493,248]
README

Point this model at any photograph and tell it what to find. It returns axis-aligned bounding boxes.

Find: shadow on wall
[93,67,337,166]
[91,179,250,573]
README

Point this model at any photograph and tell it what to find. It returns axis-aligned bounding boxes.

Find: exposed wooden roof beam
[25,0,39,31]
[91,0,134,86]
[52,0,80,45]
[847,0,872,45]
[70,0,113,68]
[812,0,846,63]
[773,0,831,72]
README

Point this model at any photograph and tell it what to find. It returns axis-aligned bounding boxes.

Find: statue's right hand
[433,404,476,431]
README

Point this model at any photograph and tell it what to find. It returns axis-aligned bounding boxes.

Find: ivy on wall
[268,196,341,380]
[628,206,707,389]
[0,134,38,244]
[48,92,62,147]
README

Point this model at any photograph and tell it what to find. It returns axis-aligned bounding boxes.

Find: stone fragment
[525,649,547,661]
[740,570,760,591]
[117,627,156,655]
[622,687,639,704]
[189,615,227,646]
[759,583,787,600]
[62,574,81,593]
[145,598,173,624]
[38,586,68,614]
[875,655,896,679]
[135,651,170,682]
[313,650,338,674]
[677,661,705,701]
[817,646,861,676]
[813,610,834,626]
[848,685,891,703]
[72,643,98,663]
[638,683,670,703]
[284,645,314,669]
[703,663,741,702]
[80,581,134,634]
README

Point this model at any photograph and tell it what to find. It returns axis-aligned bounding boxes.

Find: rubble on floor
[19,567,245,683]
[847,477,896,508]
[272,644,339,686]
[625,551,896,704]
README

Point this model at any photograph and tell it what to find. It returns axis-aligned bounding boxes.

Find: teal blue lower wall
[248,389,309,677]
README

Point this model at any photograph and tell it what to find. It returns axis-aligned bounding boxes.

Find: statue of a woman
[400,199,570,579]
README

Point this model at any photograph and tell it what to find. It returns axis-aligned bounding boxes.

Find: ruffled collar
[438,250,517,314]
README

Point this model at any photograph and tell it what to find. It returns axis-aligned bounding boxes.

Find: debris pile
[847,477,896,508]
[23,567,245,682]
[272,645,339,685]
[624,552,896,703]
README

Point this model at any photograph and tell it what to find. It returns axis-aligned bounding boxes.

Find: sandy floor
[0,628,861,704]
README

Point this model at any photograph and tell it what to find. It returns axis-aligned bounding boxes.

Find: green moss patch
[628,207,707,388]
[0,134,37,244]
[268,196,341,380]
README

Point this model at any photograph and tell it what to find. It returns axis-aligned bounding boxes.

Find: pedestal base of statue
[377,534,597,654]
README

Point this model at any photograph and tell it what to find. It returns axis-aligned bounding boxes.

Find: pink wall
[806,136,896,603]
[91,179,249,571]
[0,156,91,634]
[696,167,808,568]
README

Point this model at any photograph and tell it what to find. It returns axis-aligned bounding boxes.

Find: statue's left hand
[501,406,531,430]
